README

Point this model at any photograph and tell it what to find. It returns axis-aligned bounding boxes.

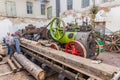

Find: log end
[38,71,45,80]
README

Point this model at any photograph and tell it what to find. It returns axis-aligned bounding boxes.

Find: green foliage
[91,6,99,14]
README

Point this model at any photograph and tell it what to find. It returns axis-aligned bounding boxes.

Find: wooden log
[7,58,17,73]
[0,55,2,61]
[11,57,22,71]
[14,53,45,80]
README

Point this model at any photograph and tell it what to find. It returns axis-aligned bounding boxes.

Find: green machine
[49,18,104,59]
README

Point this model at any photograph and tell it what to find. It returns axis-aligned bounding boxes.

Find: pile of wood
[0,44,7,61]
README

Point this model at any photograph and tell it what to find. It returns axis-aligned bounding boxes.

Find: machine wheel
[105,34,120,52]
[50,18,65,41]
[93,40,102,58]
[50,43,59,50]
[65,41,87,58]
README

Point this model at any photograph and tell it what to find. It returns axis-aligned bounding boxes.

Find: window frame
[67,0,73,10]
[41,4,46,15]
[103,0,109,3]
[26,2,33,14]
[81,0,90,8]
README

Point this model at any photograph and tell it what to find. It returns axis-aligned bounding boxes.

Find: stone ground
[0,52,120,80]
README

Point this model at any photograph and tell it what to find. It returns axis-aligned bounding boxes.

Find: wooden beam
[20,39,120,80]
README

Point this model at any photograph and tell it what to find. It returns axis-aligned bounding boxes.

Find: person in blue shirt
[12,34,21,53]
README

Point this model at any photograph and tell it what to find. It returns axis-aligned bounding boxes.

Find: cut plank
[20,38,120,80]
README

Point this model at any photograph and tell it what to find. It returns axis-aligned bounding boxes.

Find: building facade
[0,0,119,19]
[45,0,120,17]
[0,0,47,19]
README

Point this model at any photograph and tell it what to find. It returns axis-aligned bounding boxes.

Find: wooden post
[7,58,17,73]
[14,53,45,80]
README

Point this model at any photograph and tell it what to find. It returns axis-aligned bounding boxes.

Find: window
[6,1,16,17]
[67,0,73,10]
[26,2,33,14]
[41,4,46,15]
[82,0,90,8]
[103,0,108,2]
[47,7,52,19]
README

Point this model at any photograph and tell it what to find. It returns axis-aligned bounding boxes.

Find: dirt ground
[0,52,120,80]
[98,52,120,67]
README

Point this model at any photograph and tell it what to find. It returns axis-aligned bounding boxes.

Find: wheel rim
[50,43,59,50]
[65,41,87,57]
[94,40,103,57]
[50,18,65,41]
[105,34,120,52]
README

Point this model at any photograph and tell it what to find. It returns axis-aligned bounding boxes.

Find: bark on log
[14,53,45,80]
[7,58,17,73]
[11,57,22,71]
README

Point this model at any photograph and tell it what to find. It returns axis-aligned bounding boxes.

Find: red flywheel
[65,40,87,58]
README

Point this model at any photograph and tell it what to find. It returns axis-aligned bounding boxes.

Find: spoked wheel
[50,18,65,41]
[50,43,59,50]
[93,40,104,58]
[65,41,87,58]
[105,34,120,52]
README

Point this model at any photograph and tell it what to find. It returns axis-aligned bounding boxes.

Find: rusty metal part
[75,31,97,58]
[20,39,120,80]
[105,34,120,53]
[21,24,50,40]
[14,53,45,80]
[49,43,59,50]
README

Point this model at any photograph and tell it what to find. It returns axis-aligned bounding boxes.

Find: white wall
[0,0,47,18]
[106,6,120,32]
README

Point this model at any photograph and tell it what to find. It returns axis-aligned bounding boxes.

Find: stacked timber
[20,38,120,80]
[14,53,45,80]
[20,38,41,46]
